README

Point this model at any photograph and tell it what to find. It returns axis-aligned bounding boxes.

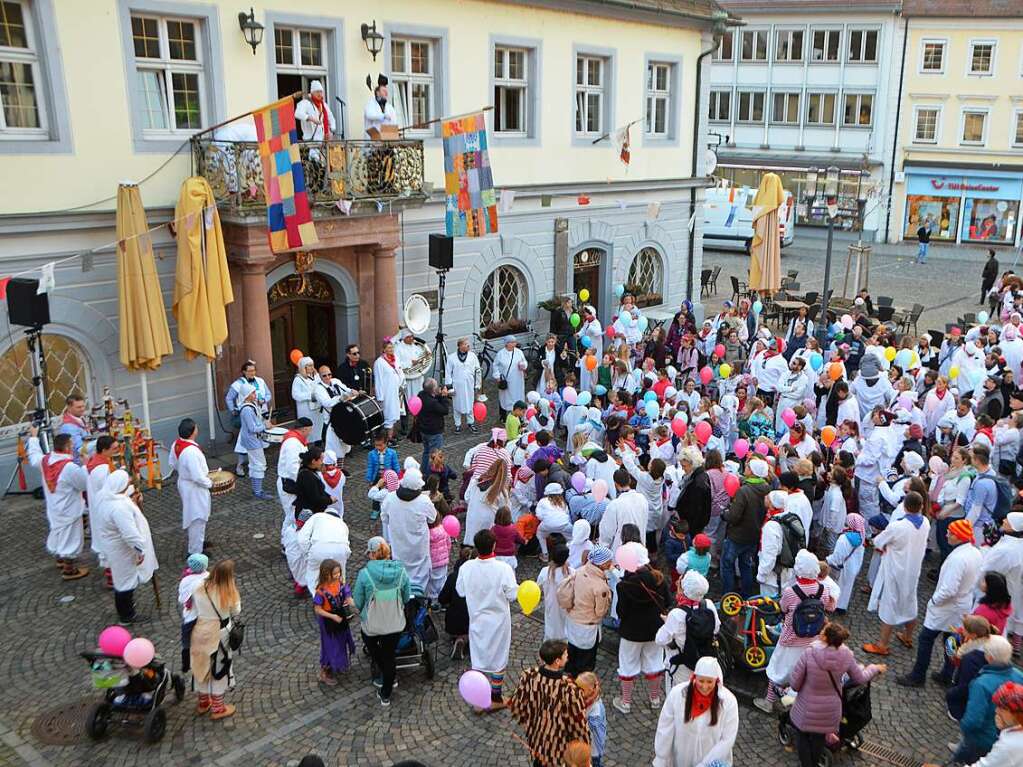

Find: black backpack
[792,584,827,638]
[675,601,717,670]
[774,513,805,571]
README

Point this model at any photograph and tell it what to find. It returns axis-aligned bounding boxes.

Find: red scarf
[478,552,496,560]
[87,453,113,473]
[690,685,715,719]
[311,95,331,139]
[322,467,343,489]
[384,352,398,370]
[41,452,72,493]
[934,388,947,400]
[173,438,198,458]
[62,411,87,429]
[977,425,994,443]
[788,432,803,447]
[283,430,308,446]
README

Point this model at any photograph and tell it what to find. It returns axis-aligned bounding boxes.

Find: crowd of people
[24,279,1023,766]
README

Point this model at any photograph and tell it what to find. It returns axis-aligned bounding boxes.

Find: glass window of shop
[904,195,960,241]
[962,198,1018,245]
[903,173,1022,245]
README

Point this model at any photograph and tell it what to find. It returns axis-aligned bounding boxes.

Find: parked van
[703,183,796,253]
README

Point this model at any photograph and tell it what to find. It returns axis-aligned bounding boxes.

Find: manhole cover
[30,698,92,745]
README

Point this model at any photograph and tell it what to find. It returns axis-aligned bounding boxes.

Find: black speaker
[428,233,453,271]
[6,278,50,327]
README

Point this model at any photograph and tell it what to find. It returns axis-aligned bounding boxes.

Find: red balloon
[776,337,786,355]
[724,473,740,497]
[606,325,616,339]
[714,344,726,359]
[671,417,687,437]
[473,401,487,422]
[695,421,712,444]
[699,366,713,386]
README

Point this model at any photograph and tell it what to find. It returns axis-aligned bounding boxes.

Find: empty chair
[710,265,722,294]
[730,275,748,303]
[901,303,925,336]
[963,312,977,325]
[787,269,799,280]
[877,306,896,323]
[876,295,894,308]
[803,291,819,306]
[700,268,713,298]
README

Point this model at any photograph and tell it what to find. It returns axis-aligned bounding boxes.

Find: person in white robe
[373,340,405,440]
[294,80,337,141]
[981,512,1023,643]
[951,339,987,395]
[315,364,355,458]
[168,419,213,556]
[656,572,721,687]
[277,420,312,539]
[922,376,956,437]
[97,470,157,624]
[445,337,482,433]
[85,436,116,584]
[653,656,739,767]
[363,75,398,138]
[297,506,351,592]
[849,355,894,434]
[492,337,528,419]
[27,428,89,579]
[774,358,812,433]
[395,330,427,402]
[224,360,272,476]
[320,449,346,518]
[537,549,574,641]
[757,490,800,596]
[292,357,322,440]
[598,472,649,553]
[463,461,511,543]
[863,490,930,655]
[579,306,604,361]
[456,529,520,708]
[1000,324,1023,380]
[826,513,866,613]
[380,468,437,590]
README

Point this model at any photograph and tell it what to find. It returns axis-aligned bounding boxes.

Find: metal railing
[190,138,427,213]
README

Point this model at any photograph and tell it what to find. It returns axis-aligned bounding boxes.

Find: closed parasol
[748,172,785,295]
[116,183,174,430]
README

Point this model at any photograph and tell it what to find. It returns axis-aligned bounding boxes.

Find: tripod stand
[429,268,450,383]
[3,324,52,498]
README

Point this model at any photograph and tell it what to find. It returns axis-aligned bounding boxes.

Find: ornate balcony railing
[191,138,427,214]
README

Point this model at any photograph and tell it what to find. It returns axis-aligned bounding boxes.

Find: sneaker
[454,426,462,434]
[612,696,631,714]
[753,697,775,714]
[118,613,151,626]
[370,510,380,521]
[470,425,479,434]
[234,465,246,477]
[378,690,391,707]
[372,676,383,688]
[649,697,663,710]
[211,704,236,720]
[948,742,960,755]
[895,674,924,688]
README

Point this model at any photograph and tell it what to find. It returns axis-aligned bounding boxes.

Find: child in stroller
[717,592,783,670]
[82,650,184,743]
[393,586,439,679]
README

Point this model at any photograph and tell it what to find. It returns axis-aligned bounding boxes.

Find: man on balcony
[295,80,336,141]
[364,74,398,139]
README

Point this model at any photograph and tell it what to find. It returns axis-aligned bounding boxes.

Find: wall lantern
[238,8,264,55]
[361,21,384,61]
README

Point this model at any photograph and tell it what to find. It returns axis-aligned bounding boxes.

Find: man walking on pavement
[916,216,933,264]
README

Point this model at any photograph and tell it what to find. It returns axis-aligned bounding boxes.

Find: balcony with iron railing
[190,138,428,217]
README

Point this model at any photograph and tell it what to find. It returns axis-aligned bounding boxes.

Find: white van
[702,183,796,253]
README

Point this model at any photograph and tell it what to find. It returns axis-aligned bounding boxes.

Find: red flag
[0,277,9,300]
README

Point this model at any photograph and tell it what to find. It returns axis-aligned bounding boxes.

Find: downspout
[884,12,908,244]
[688,33,722,301]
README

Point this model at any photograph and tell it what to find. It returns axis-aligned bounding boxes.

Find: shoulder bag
[206,586,245,652]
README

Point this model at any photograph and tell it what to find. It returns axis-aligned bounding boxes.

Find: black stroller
[777,682,872,767]
[365,587,439,680]
[81,651,185,743]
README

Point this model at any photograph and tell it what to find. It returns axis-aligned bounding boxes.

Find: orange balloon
[828,362,842,381]
[821,425,836,447]
[585,355,597,371]
[290,349,304,366]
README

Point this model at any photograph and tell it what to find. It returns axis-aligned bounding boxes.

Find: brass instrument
[400,294,434,378]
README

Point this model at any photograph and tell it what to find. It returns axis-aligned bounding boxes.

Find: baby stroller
[81,651,185,743]
[717,592,782,671]
[365,587,439,680]
[777,682,872,767]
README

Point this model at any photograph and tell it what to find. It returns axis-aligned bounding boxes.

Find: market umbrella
[116,183,174,431]
[748,172,785,295]
[172,176,235,441]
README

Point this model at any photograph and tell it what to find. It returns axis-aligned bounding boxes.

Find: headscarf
[693,656,723,682]
[187,553,209,573]
[793,549,819,580]
[588,546,612,566]
[382,469,399,492]
[843,513,867,537]
[297,356,314,373]
[948,519,974,543]
[400,468,424,490]
[682,570,709,601]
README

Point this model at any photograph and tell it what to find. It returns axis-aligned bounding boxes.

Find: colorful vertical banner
[442,112,498,237]
[253,96,319,253]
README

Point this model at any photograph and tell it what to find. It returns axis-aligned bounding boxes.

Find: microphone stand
[334,96,346,140]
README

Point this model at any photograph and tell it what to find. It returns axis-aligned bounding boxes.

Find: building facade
[889,1,1023,247]
[0,0,723,478]
[708,0,902,240]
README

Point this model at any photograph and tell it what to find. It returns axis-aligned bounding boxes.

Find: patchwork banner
[253,96,319,253]
[442,112,498,237]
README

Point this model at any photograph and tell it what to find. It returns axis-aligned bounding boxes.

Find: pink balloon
[459,670,492,709]
[563,386,578,405]
[122,637,155,668]
[782,408,796,428]
[473,401,488,422]
[733,438,749,459]
[606,324,616,339]
[714,344,726,359]
[724,473,740,498]
[98,625,132,656]
[755,441,770,456]
[592,479,609,503]
[407,395,423,416]
[671,417,687,437]
[699,366,713,386]
[442,515,461,538]
[571,471,586,493]
[615,542,642,573]
[695,421,712,444]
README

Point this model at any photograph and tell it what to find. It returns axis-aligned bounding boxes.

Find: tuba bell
[401,294,434,377]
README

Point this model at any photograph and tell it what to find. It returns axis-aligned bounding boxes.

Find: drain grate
[30,698,92,745]
[856,741,924,767]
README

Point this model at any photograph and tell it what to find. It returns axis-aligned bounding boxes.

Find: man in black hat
[364,73,397,138]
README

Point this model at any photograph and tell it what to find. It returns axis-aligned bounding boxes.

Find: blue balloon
[809,352,823,371]
[580,335,592,348]
[644,390,658,403]
[753,300,764,315]
[594,384,607,396]
[577,391,592,407]
[614,284,626,298]
[895,349,912,369]
[645,401,659,418]
[638,316,649,332]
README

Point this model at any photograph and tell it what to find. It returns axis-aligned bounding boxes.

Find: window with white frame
[645,61,671,136]
[969,41,995,75]
[708,89,731,122]
[713,30,733,62]
[272,26,327,99]
[390,37,434,131]
[774,29,803,62]
[740,30,768,62]
[806,92,836,125]
[0,0,46,135]
[493,46,527,134]
[479,265,526,330]
[811,28,841,62]
[736,91,765,123]
[1014,111,1023,147]
[961,109,987,145]
[921,40,945,72]
[847,29,878,63]
[575,54,606,135]
[843,93,873,126]
[771,92,800,124]
[913,106,940,143]
[130,14,204,133]
[627,248,663,298]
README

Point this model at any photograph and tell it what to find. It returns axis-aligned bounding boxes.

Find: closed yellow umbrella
[748,172,785,295]
[117,183,174,430]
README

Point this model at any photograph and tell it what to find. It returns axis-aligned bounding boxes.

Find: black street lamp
[803,166,841,342]
[237,8,263,56]
[361,21,385,61]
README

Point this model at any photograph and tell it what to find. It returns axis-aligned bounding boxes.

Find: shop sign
[930,178,999,192]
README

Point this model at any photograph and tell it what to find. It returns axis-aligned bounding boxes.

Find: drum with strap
[331,394,384,445]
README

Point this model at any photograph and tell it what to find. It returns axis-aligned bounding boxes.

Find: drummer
[237,383,271,500]
[225,361,272,477]
[316,365,357,462]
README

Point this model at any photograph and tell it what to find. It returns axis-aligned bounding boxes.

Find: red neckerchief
[977,426,994,442]
[311,94,330,139]
[764,349,780,359]
[384,352,398,370]
[796,577,817,586]
[478,552,496,560]
[788,432,802,447]
[283,430,308,446]
[41,452,72,493]
[87,453,113,473]
[322,467,343,488]
[655,436,672,448]
[173,438,198,459]
[690,685,715,719]
[62,411,87,429]
[935,389,947,400]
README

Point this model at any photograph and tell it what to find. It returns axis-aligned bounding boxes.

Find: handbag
[205,586,245,652]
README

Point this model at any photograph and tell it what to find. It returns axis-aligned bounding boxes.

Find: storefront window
[962,198,1018,244]
[904,195,960,241]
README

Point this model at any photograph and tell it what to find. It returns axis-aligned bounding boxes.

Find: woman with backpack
[656,570,721,688]
[754,549,837,713]
[353,537,412,707]
[788,622,886,767]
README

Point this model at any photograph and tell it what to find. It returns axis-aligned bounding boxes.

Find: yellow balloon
[884,346,897,362]
[719,363,732,378]
[517,580,541,615]
[579,288,590,303]
[949,366,960,380]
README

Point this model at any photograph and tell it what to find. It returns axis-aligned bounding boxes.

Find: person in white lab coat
[85,436,116,587]
[224,360,272,476]
[168,419,213,556]
[537,545,573,641]
[863,490,931,656]
[598,468,649,553]
[294,80,336,141]
[456,528,520,709]
[774,358,812,433]
[981,512,1023,646]
[373,340,405,442]
[492,337,528,421]
[896,518,982,687]
[297,506,351,593]
[656,571,721,688]
[292,357,323,441]
[757,490,802,596]
[363,74,397,138]
[445,337,482,433]
[826,512,866,614]
[381,468,437,591]
[277,418,313,540]
[97,469,157,625]
[27,427,89,580]
[653,656,739,767]
[314,364,354,458]
[394,330,427,402]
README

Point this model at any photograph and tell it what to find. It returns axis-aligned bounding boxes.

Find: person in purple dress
[312,558,356,686]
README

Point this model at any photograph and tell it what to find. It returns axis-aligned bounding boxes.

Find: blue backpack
[975,473,1013,525]
[792,584,827,638]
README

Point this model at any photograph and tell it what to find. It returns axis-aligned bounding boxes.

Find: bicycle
[472,333,497,381]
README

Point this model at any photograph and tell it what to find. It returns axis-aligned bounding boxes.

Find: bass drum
[331,394,384,445]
